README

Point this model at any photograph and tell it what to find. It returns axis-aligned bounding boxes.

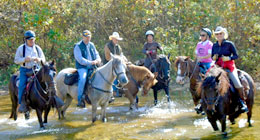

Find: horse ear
[216,72,222,83]
[50,59,55,66]
[41,60,45,66]
[184,56,190,61]
[153,72,158,78]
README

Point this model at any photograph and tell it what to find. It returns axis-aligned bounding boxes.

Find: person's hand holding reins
[222,56,231,61]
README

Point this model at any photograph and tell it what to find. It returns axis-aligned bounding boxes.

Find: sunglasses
[215,33,223,36]
[200,34,206,37]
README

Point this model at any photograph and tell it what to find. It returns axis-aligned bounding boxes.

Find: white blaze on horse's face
[176,63,185,84]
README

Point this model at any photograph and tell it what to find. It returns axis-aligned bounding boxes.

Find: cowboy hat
[214,26,228,39]
[109,32,123,40]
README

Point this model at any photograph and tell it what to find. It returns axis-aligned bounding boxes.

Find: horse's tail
[9,74,18,120]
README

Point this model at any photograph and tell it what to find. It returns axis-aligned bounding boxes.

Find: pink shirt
[195,40,213,63]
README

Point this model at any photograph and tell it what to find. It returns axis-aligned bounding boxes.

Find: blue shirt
[212,40,238,60]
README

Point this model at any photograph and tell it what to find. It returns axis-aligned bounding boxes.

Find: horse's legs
[60,94,73,119]
[43,106,51,124]
[10,96,18,120]
[124,91,135,110]
[164,86,171,102]
[101,103,109,122]
[247,102,253,127]
[35,108,44,129]
[92,103,98,123]
[207,116,219,131]
[153,89,158,105]
[220,115,227,135]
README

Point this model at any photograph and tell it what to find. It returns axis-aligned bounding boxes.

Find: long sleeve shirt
[74,41,101,67]
[14,43,45,69]
[212,40,238,60]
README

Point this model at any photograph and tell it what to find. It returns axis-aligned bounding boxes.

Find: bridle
[201,82,221,109]
[177,59,198,81]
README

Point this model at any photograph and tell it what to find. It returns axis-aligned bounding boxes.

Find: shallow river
[0,88,259,140]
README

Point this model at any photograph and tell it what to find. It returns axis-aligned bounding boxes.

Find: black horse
[197,66,255,136]
[9,60,62,129]
[151,54,171,105]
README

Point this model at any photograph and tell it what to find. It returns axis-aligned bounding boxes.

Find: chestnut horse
[123,64,158,110]
[175,56,201,109]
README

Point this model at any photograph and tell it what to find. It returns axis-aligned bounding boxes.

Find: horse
[122,64,158,110]
[56,54,128,122]
[175,56,201,111]
[196,66,255,135]
[9,60,59,129]
[150,54,171,105]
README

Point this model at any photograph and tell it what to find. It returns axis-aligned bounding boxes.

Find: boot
[77,100,85,108]
[18,95,29,113]
[237,87,248,113]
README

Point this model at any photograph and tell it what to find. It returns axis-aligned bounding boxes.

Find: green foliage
[0,0,259,85]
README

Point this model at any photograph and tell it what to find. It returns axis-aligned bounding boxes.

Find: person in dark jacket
[142,30,163,72]
[212,26,248,113]
[74,30,101,107]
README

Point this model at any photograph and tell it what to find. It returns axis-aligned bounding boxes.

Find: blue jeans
[77,68,89,103]
[112,80,119,96]
[18,67,32,104]
[199,62,212,74]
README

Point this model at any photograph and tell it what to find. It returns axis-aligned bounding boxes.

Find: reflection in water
[0,90,259,139]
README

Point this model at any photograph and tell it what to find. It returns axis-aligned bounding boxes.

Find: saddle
[229,70,250,100]
[64,69,96,86]
[16,71,37,93]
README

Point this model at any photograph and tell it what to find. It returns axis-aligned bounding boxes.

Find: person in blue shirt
[74,30,101,108]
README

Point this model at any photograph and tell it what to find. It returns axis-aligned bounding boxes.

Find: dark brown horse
[9,60,60,129]
[123,64,158,110]
[197,66,255,135]
[175,56,201,109]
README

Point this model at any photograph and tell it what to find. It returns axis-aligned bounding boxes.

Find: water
[0,89,259,140]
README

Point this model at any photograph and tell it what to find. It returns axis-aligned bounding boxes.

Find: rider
[104,32,125,98]
[74,30,101,108]
[212,26,248,113]
[142,30,163,72]
[195,28,213,74]
[14,30,46,113]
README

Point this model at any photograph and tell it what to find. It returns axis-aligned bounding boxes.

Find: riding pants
[77,68,89,103]
[18,67,32,104]
[226,68,243,88]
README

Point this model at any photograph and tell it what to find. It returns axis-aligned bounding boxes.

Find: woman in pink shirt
[195,28,213,74]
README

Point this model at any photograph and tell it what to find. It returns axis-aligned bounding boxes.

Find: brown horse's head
[142,72,158,96]
[38,60,57,95]
[197,67,229,113]
[175,56,192,84]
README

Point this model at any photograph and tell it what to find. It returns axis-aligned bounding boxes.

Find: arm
[92,44,101,64]
[36,46,46,63]
[74,45,92,66]
[142,43,148,54]
[14,45,26,65]
[157,43,163,51]
[104,45,111,61]
[229,42,238,60]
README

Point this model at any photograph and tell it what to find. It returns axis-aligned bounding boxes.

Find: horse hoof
[92,118,96,123]
[102,118,107,122]
[40,126,45,130]
[25,111,30,120]
[222,132,228,138]
[249,123,252,127]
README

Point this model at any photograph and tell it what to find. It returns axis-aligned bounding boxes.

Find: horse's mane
[127,64,153,81]
[196,65,230,96]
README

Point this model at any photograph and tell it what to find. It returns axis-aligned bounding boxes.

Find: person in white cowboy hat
[142,30,163,71]
[74,30,101,108]
[212,26,248,113]
[104,32,125,99]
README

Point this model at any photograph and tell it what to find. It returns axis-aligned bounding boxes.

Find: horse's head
[175,56,191,85]
[111,53,129,86]
[156,54,171,83]
[38,60,56,95]
[198,71,229,114]
[142,72,158,96]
